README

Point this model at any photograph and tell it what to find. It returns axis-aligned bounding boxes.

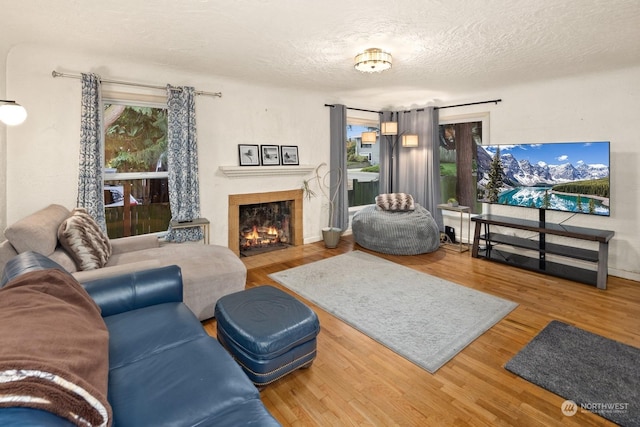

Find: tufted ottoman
[214,285,320,387]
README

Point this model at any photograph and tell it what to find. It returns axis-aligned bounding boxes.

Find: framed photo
[280,145,299,165]
[238,144,260,166]
[260,145,280,166]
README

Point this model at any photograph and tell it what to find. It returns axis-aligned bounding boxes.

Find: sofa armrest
[82,265,183,317]
[1,250,67,287]
[110,234,160,255]
[72,259,161,283]
[0,240,19,279]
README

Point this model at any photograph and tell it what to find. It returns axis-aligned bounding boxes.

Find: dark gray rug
[505,320,639,426]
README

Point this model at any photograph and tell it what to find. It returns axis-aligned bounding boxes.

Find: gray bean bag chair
[352,204,440,255]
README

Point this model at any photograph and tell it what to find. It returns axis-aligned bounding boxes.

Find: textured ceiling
[2,0,640,108]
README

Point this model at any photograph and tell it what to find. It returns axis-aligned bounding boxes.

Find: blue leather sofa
[0,251,280,426]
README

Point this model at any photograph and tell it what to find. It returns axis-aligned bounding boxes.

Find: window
[346,113,380,209]
[103,99,171,238]
[439,113,489,214]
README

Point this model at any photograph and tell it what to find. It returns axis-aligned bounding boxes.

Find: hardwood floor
[202,235,640,426]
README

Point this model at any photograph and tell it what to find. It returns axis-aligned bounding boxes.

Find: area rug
[505,320,639,426]
[268,250,517,373]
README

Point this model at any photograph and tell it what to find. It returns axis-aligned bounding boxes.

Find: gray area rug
[268,250,517,373]
[505,320,639,426]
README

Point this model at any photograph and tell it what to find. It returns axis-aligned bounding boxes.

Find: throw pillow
[4,204,71,256]
[58,208,112,271]
[375,193,416,211]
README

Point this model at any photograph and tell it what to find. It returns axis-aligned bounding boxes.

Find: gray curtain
[329,104,349,231]
[77,73,107,232]
[395,107,444,231]
[165,85,203,242]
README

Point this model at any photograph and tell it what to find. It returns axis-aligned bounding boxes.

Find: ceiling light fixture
[0,100,27,126]
[354,48,392,73]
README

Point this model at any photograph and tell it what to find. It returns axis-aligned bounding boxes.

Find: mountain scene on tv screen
[476,142,610,216]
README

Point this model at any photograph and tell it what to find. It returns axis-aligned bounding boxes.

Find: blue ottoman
[215,285,320,387]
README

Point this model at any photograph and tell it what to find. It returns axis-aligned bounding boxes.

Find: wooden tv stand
[471,214,614,289]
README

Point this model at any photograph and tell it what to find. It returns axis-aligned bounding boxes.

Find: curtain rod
[51,70,222,98]
[326,99,501,114]
[435,99,501,110]
[324,104,382,114]
[403,99,503,112]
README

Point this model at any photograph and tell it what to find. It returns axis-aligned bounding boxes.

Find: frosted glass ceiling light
[354,48,392,73]
[0,100,27,126]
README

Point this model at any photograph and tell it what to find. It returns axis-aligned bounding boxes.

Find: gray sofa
[0,204,246,320]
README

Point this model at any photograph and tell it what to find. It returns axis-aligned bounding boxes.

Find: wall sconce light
[361,131,377,144]
[401,134,419,147]
[0,100,27,126]
[380,121,398,136]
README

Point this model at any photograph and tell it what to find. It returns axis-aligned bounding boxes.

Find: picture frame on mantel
[281,145,299,165]
[260,145,280,165]
[238,144,260,166]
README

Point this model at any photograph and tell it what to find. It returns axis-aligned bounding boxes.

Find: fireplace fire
[238,201,292,256]
[228,189,303,257]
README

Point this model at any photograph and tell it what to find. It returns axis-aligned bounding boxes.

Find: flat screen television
[476,141,610,216]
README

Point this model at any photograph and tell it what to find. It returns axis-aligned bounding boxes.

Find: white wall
[0,46,8,234]
[436,65,640,281]
[3,44,639,281]
[4,44,329,245]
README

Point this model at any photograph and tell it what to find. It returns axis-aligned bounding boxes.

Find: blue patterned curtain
[165,85,203,242]
[77,73,107,232]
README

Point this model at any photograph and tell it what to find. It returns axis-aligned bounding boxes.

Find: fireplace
[239,200,291,255]
[228,190,303,256]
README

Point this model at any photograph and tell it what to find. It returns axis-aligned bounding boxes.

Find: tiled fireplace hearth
[228,189,303,256]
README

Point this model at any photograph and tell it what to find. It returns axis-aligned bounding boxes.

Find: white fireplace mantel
[219,165,315,178]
